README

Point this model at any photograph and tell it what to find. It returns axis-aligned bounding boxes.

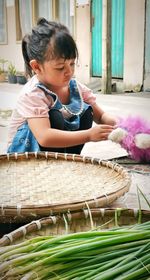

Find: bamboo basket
[0,208,149,246]
[0,152,131,223]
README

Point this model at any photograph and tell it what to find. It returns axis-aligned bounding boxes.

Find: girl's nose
[64,65,73,76]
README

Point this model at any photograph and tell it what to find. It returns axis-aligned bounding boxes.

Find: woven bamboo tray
[0,208,149,246]
[0,152,131,223]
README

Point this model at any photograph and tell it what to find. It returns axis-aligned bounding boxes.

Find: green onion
[0,221,150,279]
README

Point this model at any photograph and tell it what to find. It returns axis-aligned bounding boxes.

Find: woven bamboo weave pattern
[0,208,149,246]
[0,153,131,220]
[1,159,128,205]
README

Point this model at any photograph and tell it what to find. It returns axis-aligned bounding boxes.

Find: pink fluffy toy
[108,116,150,163]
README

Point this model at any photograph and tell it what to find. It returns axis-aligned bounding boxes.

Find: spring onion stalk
[0,221,150,279]
[92,254,150,280]
[1,231,148,264]
[122,267,150,280]
[66,256,127,280]
[78,250,150,280]
[137,186,150,208]
[116,257,150,280]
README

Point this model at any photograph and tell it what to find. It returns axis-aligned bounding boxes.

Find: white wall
[0,0,147,92]
[1,2,92,79]
[75,4,91,84]
[0,4,24,72]
[143,0,150,91]
[123,0,145,91]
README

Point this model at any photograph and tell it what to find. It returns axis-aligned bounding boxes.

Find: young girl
[7,18,116,154]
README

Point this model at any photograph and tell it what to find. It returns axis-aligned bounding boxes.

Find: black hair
[22,18,78,77]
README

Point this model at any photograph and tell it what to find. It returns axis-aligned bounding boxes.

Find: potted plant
[8,63,17,84]
[0,58,8,82]
[16,72,27,85]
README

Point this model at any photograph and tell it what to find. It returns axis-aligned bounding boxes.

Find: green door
[92,0,125,78]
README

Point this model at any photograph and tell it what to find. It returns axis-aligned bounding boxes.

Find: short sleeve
[76,81,96,105]
[17,87,53,119]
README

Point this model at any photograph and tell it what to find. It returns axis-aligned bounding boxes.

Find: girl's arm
[28,117,114,148]
[77,82,117,125]
[92,103,117,126]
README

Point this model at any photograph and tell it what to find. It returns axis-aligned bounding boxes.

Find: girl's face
[34,58,76,88]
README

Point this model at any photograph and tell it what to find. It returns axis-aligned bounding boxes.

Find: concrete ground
[0,82,150,210]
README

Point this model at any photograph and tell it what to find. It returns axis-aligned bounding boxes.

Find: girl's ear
[29,60,42,74]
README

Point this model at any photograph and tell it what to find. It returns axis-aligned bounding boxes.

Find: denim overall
[7,79,90,153]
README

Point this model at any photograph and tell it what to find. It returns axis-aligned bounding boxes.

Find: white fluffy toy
[108,116,150,163]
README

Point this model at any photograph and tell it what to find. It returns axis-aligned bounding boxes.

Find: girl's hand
[88,124,115,142]
[28,118,115,148]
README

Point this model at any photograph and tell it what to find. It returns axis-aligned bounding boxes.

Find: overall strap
[63,79,84,116]
[36,80,84,116]
[36,82,62,110]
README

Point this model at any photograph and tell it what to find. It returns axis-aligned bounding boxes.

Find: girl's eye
[56,67,64,71]
[55,62,75,71]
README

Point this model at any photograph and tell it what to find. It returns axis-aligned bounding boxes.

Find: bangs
[46,31,78,61]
